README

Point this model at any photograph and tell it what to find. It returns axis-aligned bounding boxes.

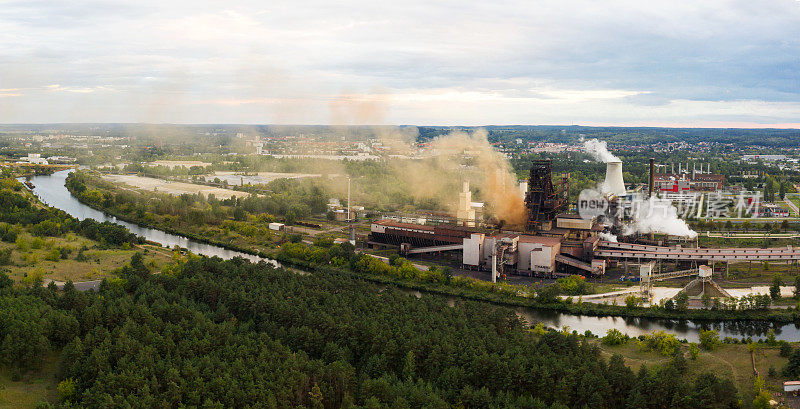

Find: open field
[0,353,59,409]
[104,174,251,199]
[212,171,321,186]
[0,233,173,283]
[596,340,788,403]
[151,160,212,168]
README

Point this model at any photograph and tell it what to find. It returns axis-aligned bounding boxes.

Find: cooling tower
[604,161,626,196]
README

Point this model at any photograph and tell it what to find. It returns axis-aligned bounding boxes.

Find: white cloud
[0,0,798,125]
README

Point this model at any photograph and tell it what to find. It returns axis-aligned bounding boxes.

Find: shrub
[555,275,590,295]
[57,378,77,401]
[44,248,60,262]
[15,236,27,252]
[699,329,720,351]
[602,329,628,346]
[638,331,681,356]
[780,341,793,357]
[30,237,44,250]
[771,275,783,300]
[688,343,699,360]
[624,295,640,308]
[0,248,12,266]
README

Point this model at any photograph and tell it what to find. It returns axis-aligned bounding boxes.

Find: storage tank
[604,161,626,196]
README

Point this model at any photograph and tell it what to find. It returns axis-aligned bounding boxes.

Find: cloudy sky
[1,0,799,127]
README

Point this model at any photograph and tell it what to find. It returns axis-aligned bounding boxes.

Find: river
[28,170,274,265]
[28,170,800,342]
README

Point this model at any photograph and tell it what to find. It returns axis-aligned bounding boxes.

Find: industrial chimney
[648,158,655,197]
[604,161,626,197]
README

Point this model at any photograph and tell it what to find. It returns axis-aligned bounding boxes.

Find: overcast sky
[1,0,799,127]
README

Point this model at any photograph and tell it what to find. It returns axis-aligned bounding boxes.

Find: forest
[0,253,740,408]
[0,179,141,247]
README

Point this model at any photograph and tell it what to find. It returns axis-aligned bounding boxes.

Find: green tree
[770,275,783,300]
[783,349,800,377]
[309,383,323,409]
[624,295,640,308]
[674,291,689,311]
[794,274,800,299]
[701,292,711,308]
[0,248,12,266]
[57,378,77,401]
[602,329,627,346]
[402,350,415,380]
[781,342,793,358]
[699,329,720,351]
[688,344,700,360]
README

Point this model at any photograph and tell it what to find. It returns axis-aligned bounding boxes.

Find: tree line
[0,179,141,247]
[0,253,740,408]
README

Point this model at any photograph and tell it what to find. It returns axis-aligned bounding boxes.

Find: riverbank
[271,252,800,324]
[61,170,800,324]
[63,181,272,258]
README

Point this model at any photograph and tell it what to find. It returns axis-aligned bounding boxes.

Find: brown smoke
[425,130,526,226]
[327,91,526,226]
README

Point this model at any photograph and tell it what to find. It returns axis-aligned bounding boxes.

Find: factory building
[653,162,725,192]
[369,220,474,247]
[368,159,609,279]
[368,156,800,285]
[369,212,606,278]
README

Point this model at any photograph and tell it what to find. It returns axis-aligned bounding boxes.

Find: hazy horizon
[2,1,799,128]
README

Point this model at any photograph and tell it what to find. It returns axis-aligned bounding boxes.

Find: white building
[21,153,48,165]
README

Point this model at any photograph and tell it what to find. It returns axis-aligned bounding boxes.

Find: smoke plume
[425,130,527,226]
[623,196,698,238]
[581,137,696,238]
[327,93,525,225]
[582,138,620,163]
[598,232,618,242]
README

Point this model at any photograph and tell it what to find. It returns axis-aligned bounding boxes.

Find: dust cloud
[328,93,527,226]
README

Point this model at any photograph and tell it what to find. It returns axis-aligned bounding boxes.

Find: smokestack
[648,158,655,197]
[604,161,626,196]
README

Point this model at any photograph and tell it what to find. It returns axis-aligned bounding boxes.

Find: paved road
[43,278,101,291]
[785,197,799,216]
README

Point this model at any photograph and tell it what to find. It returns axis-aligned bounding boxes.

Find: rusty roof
[373,220,435,231]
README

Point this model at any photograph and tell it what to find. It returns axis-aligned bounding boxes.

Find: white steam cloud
[598,232,618,242]
[581,137,697,238]
[623,197,698,238]
[582,138,620,163]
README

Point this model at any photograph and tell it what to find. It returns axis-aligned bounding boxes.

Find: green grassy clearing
[0,232,173,284]
[0,353,59,409]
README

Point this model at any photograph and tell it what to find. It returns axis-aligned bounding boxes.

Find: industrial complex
[368,158,800,298]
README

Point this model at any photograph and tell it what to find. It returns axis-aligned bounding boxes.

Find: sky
[1,0,799,127]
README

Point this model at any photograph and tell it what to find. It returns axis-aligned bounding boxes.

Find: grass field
[596,340,789,403]
[1,232,173,284]
[0,353,59,409]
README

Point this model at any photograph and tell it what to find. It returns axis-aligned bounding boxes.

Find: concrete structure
[595,240,800,262]
[455,181,484,227]
[457,181,475,226]
[784,381,800,393]
[369,218,604,277]
[21,153,48,165]
[462,233,485,266]
[744,154,787,162]
[604,161,626,196]
[653,172,724,192]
